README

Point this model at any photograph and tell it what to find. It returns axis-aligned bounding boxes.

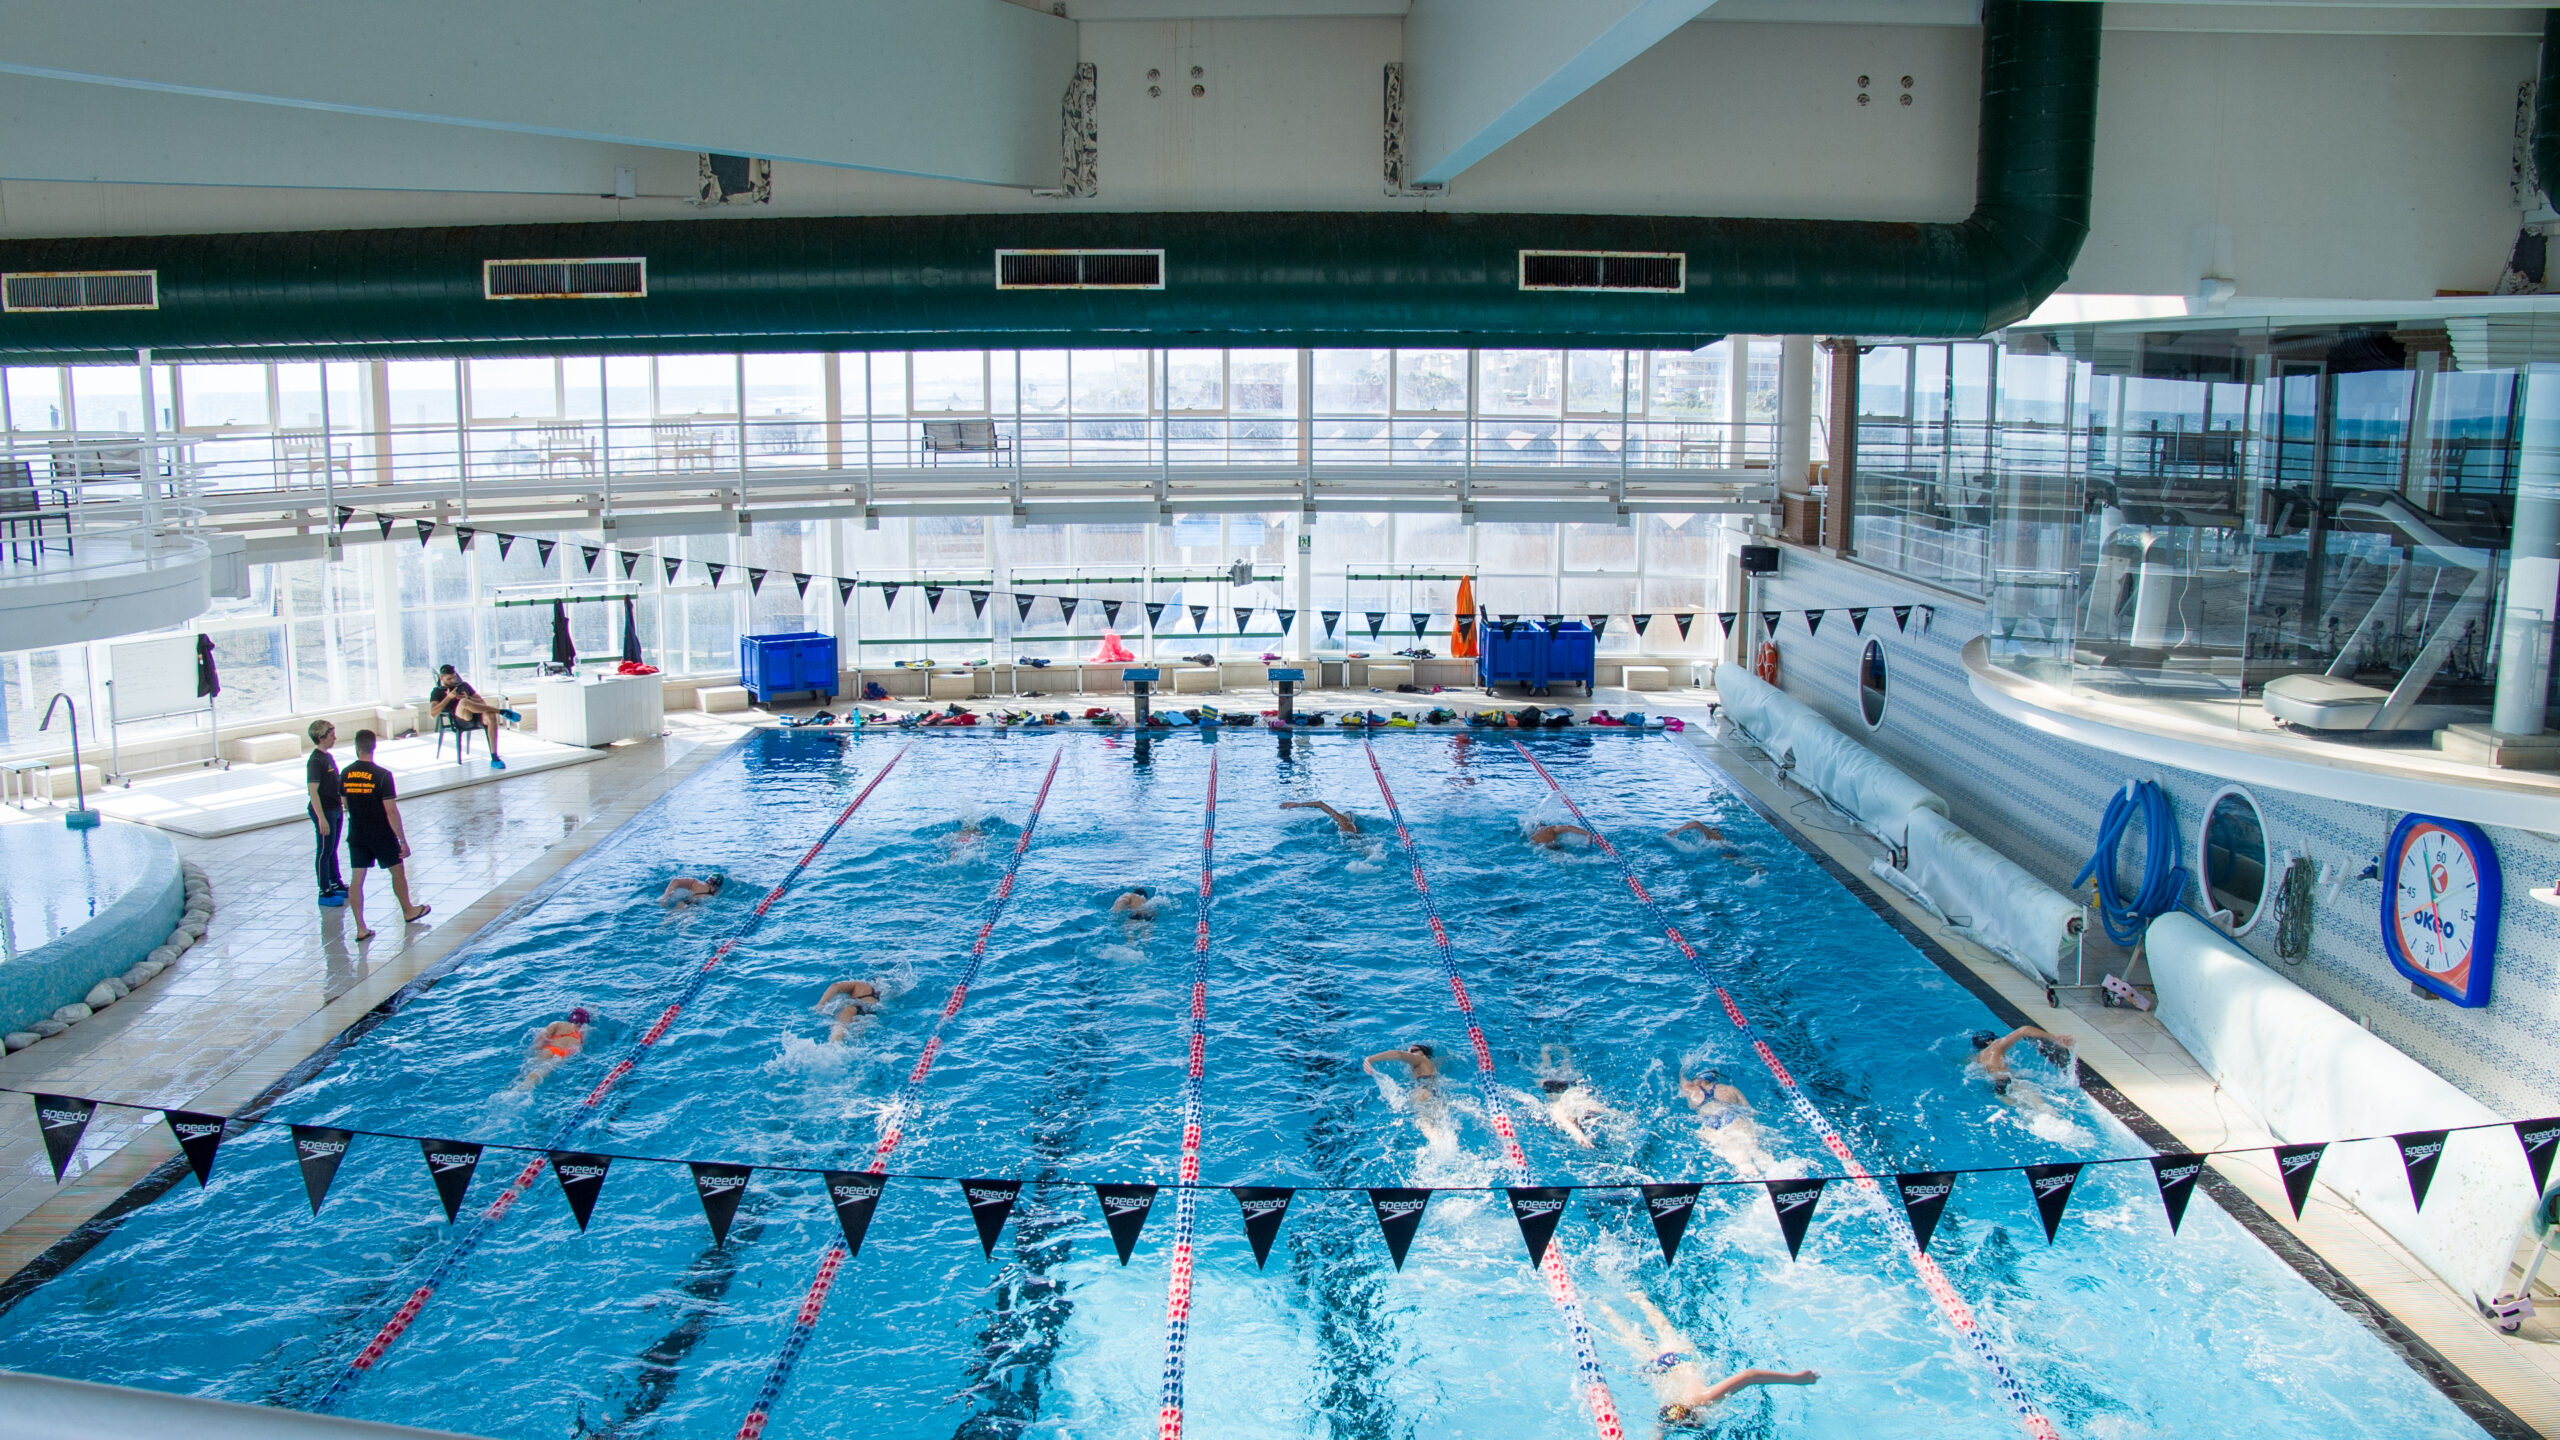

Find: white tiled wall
[1758,548,2560,1119]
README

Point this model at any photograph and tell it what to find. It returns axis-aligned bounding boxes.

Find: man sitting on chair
[430,664,519,771]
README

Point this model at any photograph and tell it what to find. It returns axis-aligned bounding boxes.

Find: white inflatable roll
[1897,807,2082,982]
[1712,664,1947,849]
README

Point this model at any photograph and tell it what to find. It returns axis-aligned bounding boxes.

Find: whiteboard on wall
[107,635,205,721]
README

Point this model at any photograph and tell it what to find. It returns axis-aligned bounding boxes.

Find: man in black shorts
[306,718,347,908]
[339,729,431,942]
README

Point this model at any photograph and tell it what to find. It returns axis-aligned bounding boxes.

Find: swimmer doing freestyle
[1664,821,1765,875]
[1970,1024,2076,1101]
[514,1008,591,1091]
[817,979,883,1043]
[1280,800,1361,835]
[1593,1291,1817,1430]
[659,873,725,906]
[1529,823,1593,849]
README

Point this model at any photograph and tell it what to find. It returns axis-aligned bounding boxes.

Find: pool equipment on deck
[2074,779,2195,948]
[1125,667,1159,728]
[1268,667,1303,724]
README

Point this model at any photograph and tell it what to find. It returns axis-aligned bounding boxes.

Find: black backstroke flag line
[376,513,397,541]
[580,543,599,573]
[620,550,640,580]
[663,556,682,585]
[1896,1172,1956,1253]
[1321,610,1341,639]
[1234,1186,1293,1268]
[792,573,812,599]
[878,582,898,611]
[2150,1153,2204,1233]
[1507,1187,1570,1268]
[1848,607,1869,632]
[1367,1187,1431,1270]
[1145,601,1168,628]
[1633,614,1653,637]
[1893,604,1913,631]
[1093,1183,1158,1264]
[31,1095,92,1182]
[416,519,436,548]
[1364,612,1385,639]
[1412,612,1432,637]
[1803,609,1825,636]
[1106,599,1129,627]
[1765,1177,1826,1259]
[963,1178,1023,1257]
[1015,592,1039,623]
[2520,1117,2560,1193]
[1189,604,1210,630]
[704,562,724,589]
[836,578,857,608]
[691,1162,753,1245]
[1641,1182,1700,1264]
[825,1172,887,1257]
[2395,1130,2449,1210]
[552,1151,613,1231]
[1674,613,1695,640]
[2274,1142,2327,1218]
[294,1126,355,1215]
[923,584,943,612]
[1276,609,1297,634]
[2025,1162,2082,1243]
[420,1139,483,1223]
[969,589,990,618]
[166,1111,227,1186]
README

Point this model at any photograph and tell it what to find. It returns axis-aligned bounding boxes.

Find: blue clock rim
[2379,812,2500,1008]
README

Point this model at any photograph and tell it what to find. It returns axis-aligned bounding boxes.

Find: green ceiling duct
[0,0,2096,362]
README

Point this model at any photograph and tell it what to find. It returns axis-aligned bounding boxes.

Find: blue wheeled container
[1477,620,1552,693]
[739,631,840,706]
[1544,621,1597,696]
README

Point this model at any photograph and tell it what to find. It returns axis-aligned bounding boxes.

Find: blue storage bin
[739,631,840,705]
[1477,620,1552,692]
[1545,621,1597,696]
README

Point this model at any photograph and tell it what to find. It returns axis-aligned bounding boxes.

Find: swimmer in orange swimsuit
[513,1007,591,1091]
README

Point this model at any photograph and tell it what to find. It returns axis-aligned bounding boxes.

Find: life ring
[1754,642,1781,685]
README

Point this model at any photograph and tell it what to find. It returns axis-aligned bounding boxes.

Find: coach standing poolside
[340,729,432,942]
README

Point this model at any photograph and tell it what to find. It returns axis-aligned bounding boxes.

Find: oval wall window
[2199,786,2271,934]
[1858,639,1888,727]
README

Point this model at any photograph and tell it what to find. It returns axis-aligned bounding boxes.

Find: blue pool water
[0,732,2492,1440]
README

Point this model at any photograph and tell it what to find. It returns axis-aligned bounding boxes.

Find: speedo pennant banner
[1366,1188,1431,1270]
[747,567,766,594]
[1190,604,1211,630]
[792,572,811,599]
[1016,592,1039,623]
[703,561,725,588]
[962,1178,1022,1258]
[417,519,437,548]
[1062,597,1083,624]
[922,584,943,612]
[824,1171,887,1257]
[1145,602,1169,628]
[878,582,898,611]
[620,550,641,580]
[1896,1172,1956,1253]
[2150,1153,2205,1233]
[535,538,556,568]
[836,578,857,607]
[419,1138,483,1223]
[2394,1130,2449,1210]
[1276,609,1297,634]
[454,526,475,552]
[377,513,397,541]
[663,556,682,585]
[1413,612,1433,637]
[1105,600,1128,627]
[1639,1182,1700,1264]
[1893,604,1913,631]
[1715,612,1735,636]
[1092,1183,1158,1265]
[2025,1162,2082,1243]
[1803,609,1825,636]
[334,504,354,530]
[31,1094,93,1182]
[691,1162,752,1246]
[1506,1187,1571,1269]
[551,1152,614,1231]
[1364,612,1385,639]
[1848,607,1869,632]
[1320,610,1341,638]
[2518,1117,2560,1193]
[1674,612,1695,640]
[1765,1178,1827,1259]
[166,1110,228,1187]
[1633,614,1654,636]
[292,1126,355,1215]
[2274,1142,2327,1218]
[1233,1186,1293,1268]
[1758,611,1778,635]
[1586,615,1609,639]
[969,589,990,618]
[579,543,599,572]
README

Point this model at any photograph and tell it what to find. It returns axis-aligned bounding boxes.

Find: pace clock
[2381,814,2500,1007]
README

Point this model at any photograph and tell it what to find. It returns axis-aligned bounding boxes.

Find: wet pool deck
[0,680,2549,1438]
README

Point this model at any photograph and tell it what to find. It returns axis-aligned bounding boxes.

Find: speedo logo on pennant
[1102,1196,1150,1215]
[37,1108,86,1131]
[427,1150,475,1171]
[831,1180,881,1202]
[2525,1121,2560,1147]
[1775,1190,1818,1211]
[2280,1152,2319,1174]
[2401,1141,2442,1162]
[1514,1199,1565,1217]
[1375,1199,1426,1219]
[172,1121,222,1141]
[2156,1163,2201,1185]
[698,1173,747,1192]
[967,1187,1013,1206]
[297,1138,347,1158]
[557,1162,608,1181]
[1647,1195,1693,1218]
[1239,1198,1289,1217]
[1902,1182,1951,1202]
[2033,1176,2073,1197]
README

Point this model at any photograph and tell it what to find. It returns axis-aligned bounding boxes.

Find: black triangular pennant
[292,1126,354,1215]
[2395,1130,2449,1210]
[2017,1158,2078,1240]
[30,1095,94,1182]
[1804,609,1825,636]
[619,550,640,580]
[1063,597,1083,624]
[969,589,991,618]
[1320,610,1341,638]
[2517,1117,2560,1194]
[1507,1187,1570,1269]
[1633,614,1654,637]
[580,543,599,573]
[1893,604,1913,631]
[419,1138,483,1223]
[880,582,899,611]
[792,572,811,599]
[1714,612,1735,636]
[961,1178,1022,1258]
[454,526,476,553]
[550,1151,613,1231]
[1145,601,1168,627]
[1234,1186,1293,1268]
[705,561,726,588]
[690,1162,752,1245]
[536,538,556,568]
[1897,1172,1957,1253]
[165,1110,227,1187]
[2274,1142,2327,1218]
[1758,611,1778,635]
[1190,604,1211,630]
[1017,592,1039,623]
[1848,607,1869,633]
[1586,615,1610,639]
[1363,611,1385,639]
[1245,607,1262,635]
[415,519,436,548]
[663,556,683,585]
[334,505,354,531]
[1675,613,1695,640]
[496,532,514,561]
[1765,1177,1827,1259]
[1640,1183,1701,1264]
[1092,1182,1158,1264]
[824,1171,887,1257]
[924,584,944,612]
[836,577,857,607]
[748,567,767,594]
[1410,612,1431,636]
[2150,1154,2205,1234]
[1545,614,1563,626]
[377,513,396,541]
[1276,609,1297,634]
[1105,599,1128,627]
[2024,1162,2082,1243]
[1367,1187,1431,1270]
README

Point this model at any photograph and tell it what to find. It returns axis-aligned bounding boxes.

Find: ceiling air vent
[3,270,158,312]
[1518,251,1686,294]
[483,258,647,300]
[996,249,1165,290]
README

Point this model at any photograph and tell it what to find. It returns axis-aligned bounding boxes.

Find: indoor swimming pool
[0,730,2495,1440]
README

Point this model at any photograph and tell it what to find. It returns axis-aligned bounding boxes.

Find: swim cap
[1541,1079,1571,1095]
[1969,1030,1999,1050]
[1411,1043,1434,1057]
[568,1007,592,1024]
[1696,1068,1722,1088]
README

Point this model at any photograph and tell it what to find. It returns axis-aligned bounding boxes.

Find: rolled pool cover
[1712,664,1947,850]
[1892,808,2083,984]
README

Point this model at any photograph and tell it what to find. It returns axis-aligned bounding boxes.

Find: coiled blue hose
[2073,779,2192,947]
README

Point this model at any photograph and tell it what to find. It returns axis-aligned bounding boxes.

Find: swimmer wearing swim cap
[1970,1025,2076,1098]
[1111,887,1163,920]
[660,873,726,907]
[513,1008,592,1091]
[817,979,883,1043]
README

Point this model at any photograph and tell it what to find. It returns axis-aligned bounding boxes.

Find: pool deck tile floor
[0,680,2552,1439]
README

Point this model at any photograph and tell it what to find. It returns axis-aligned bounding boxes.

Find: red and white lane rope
[318,741,916,1410]
[1361,740,1627,1440]
[735,744,1067,1440]
[1155,751,1218,1440]
[1508,740,2063,1440]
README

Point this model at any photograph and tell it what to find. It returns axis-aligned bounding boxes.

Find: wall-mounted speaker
[1738,545,1780,575]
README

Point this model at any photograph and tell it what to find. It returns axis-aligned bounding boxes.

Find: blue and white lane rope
[320,741,916,1410]
[1507,740,2064,1440]
[1361,740,1629,1440]
[1155,750,1218,1440]
[735,744,1066,1440]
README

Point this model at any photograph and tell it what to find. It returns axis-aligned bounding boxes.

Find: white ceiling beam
[0,0,1080,189]
[1402,0,1722,186]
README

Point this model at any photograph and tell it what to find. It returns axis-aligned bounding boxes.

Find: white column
[1292,521,1313,661]
[1777,335,1814,492]
[2493,365,2560,736]
[1724,336,1751,467]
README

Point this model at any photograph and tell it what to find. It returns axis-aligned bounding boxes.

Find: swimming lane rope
[317,741,916,1411]
[1360,739,1628,1440]
[734,743,1066,1440]
[1506,740,2064,1440]
[1155,750,1217,1440]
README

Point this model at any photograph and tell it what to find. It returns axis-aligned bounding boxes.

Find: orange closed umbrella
[1450,577,1478,658]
